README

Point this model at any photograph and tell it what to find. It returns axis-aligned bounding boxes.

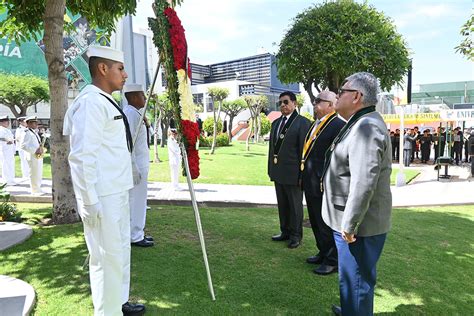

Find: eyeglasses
[338,88,363,97]
[313,98,331,104]
[277,99,291,106]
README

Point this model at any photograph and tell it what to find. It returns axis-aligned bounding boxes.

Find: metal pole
[180,142,216,301]
[130,60,161,149]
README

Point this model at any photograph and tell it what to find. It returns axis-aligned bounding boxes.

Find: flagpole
[180,142,216,301]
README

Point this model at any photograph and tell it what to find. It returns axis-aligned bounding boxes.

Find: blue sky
[135,0,473,86]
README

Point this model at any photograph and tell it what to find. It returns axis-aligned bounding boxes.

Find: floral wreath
[149,0,199,179]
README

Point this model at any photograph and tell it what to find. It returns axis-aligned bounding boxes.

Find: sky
[134,0,473,87]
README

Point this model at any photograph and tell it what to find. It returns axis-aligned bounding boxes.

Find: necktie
[278,116,287,136]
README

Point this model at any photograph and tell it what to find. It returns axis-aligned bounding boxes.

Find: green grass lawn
[17,142,420,186]
[1,203,473,315]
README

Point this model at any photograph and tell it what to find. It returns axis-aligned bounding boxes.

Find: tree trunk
[256,114,262,143]
[153,114,161,163]
[43,0,79,224]
[210,102,218,154]
[245,119,253,151]
[228,116,234,143]
[304,80,316,104]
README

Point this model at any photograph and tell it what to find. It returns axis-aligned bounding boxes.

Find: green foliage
[198,133,230,147]
[0,184,21,222]
[203,117,222,135]
[207,87,230,102]
[455,14,474,61]
[302,111,315,122]
[259,113,271,136]
[222,98,246,117]
[0,1,139,42]
[0,73,50,117]
[276,1,410,94]
[296,94,305,110]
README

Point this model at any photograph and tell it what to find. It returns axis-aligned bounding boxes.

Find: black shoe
[122,302,145,315]
[272,234,290,241]
[331,304,342,316]
[131,238,154,247]
[314,264,338,275]
[306,254,323,264]
[288,240,300,249]
[145,235,154,242]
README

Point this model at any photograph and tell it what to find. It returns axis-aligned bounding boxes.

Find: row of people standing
[0,115,44,194]
[268,72,392,315]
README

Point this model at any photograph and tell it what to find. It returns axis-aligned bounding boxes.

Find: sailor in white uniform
[123,84,153,247]
[63,46,145,316]
[19,116,43,194]
[0,116,16,185]
[167,128,182,190]
[15,116,30,181]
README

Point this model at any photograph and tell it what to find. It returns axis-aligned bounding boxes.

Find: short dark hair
[279,91,296,101]
[88,57,115,77]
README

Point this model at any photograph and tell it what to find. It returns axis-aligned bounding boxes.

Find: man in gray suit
[321,72,392,316]
[268,91,311,249]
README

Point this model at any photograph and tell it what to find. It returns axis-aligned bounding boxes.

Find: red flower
[181,120,200,179]
[164,8,188,72]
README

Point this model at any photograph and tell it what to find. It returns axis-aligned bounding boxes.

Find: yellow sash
[300,111,337,171]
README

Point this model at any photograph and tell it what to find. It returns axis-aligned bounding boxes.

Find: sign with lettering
[440,109,474,121]
[382,113,441,123]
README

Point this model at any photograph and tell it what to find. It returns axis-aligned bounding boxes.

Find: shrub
[302,111,315,122]
[259,113,271,136]
[202,117,222,136]
[198,133,230,148]
[0,184,21,222]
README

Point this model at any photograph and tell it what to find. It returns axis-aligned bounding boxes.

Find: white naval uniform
[19,128,43,194]
[0,126,16,185]
[15,125,30,179]
[64,84,133,316]
[167,135,182,189]
[123,104,150,243]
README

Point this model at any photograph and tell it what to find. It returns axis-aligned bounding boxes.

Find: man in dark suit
[268,91,311,249]
[321,72,392,316]
[301,91,345,275]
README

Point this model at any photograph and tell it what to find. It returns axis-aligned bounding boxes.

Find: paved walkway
[5,162,474,208]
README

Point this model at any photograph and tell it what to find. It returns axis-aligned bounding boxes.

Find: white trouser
[79,191,131,316]
[19,149,30,179]
[170,163,180,188]
[1,145,15,184]
[26,155,43,193]
[129,166,149,242]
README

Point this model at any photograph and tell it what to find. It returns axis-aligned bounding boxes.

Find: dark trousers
[453,142,462,164]
[421,146,430,162]
[305,193,337,266]
[274,182,303,242]
[391,144,399,161]
[334,231,387,316]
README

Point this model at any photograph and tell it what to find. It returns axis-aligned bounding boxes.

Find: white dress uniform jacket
[15,125,30,179]
[0,126,16,185]
[167,135,181,189]
[20,128,43,194]
[64,84,133,316]
[123,104,150,242]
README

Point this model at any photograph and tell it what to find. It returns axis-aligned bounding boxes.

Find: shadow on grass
[374,208,474,315]
[1,205,473,315]
[0,205,91,314]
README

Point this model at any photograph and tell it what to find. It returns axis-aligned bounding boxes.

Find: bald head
[312,90,337,120]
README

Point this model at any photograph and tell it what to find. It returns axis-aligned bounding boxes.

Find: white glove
[132,162,142,185]
[80,202,102,227]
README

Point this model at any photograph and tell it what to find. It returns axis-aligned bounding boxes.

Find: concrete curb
[0,275,36,316]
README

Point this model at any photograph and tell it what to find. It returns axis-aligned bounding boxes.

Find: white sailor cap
[123,84,145,94]
[0,115,9,122]
[87,45,124,63]
[25,116,38,122]
[17,116,26,121]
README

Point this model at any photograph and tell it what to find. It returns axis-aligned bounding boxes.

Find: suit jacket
[268,111,311,185]
[403,134,416,150]
[322,111,392,237]
[302,116,345,197]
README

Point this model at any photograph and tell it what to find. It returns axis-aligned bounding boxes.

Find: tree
[259,113,271,136]
[221,98,246,142]
[296,94,305,113]
[243,95,268,150]
[0,73,50,117]
[207,87,229,154]
[150,92,175,150]
[455,14,474,61]
[0,1,143,224]
[276,1,410,102]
